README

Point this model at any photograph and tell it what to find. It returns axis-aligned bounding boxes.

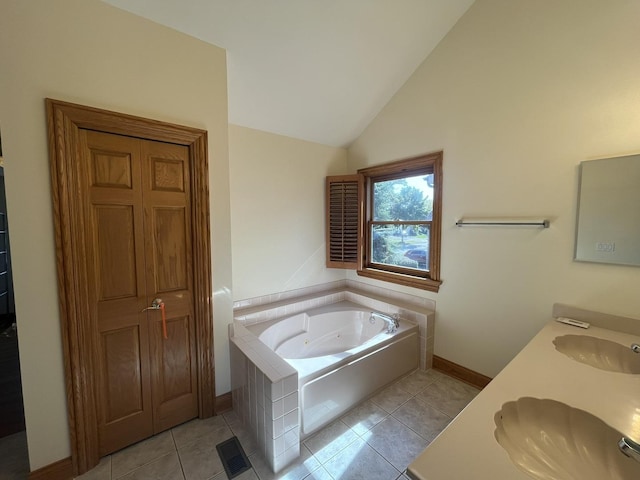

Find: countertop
[407,316,640,479]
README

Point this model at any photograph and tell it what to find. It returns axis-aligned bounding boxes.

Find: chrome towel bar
[455,218,550,228]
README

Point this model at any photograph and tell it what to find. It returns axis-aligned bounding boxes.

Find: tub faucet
[369,311,399,333]
[619,437,640,463]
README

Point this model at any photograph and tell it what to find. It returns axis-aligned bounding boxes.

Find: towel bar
[455,219,550,228]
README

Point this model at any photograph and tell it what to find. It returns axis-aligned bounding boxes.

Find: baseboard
[215,391,233,414]
[29,457,73,480]
[432,355,492,389]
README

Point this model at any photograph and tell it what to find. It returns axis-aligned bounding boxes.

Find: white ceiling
[103,0,475,147]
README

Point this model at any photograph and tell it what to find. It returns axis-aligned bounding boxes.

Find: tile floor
[0,369,480,480]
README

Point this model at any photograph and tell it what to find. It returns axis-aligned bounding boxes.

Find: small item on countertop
[555,317,590,329]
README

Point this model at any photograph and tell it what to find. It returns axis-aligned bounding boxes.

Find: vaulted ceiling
[103,0,475,147]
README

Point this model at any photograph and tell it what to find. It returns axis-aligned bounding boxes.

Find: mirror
[575,154,640,266]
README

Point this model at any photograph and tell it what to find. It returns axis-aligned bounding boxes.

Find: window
[325,151,442,291]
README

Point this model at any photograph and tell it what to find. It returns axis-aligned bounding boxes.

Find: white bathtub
[246,301,419,436]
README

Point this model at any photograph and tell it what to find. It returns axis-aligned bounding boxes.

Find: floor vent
[216,436,252,479]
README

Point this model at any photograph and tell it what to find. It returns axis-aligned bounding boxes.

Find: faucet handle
[619,436,640,463]
[632,344,640,353]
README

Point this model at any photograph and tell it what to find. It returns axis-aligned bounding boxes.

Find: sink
[494,397,640,480]
[553,334,640,374]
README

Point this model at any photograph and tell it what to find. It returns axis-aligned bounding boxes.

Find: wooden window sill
[357,268,442,292]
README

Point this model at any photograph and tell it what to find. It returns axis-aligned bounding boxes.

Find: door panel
[94,205,138,300]
[157,316,193,401]
[81,130,152,456]
[100,326,145,423]
[149,313,197,431]
[142,139,198,433]
[91,150,133,189]
[152,158,185,192]
[153,207,188,292]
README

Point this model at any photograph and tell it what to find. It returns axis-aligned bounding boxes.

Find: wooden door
[141,139,198,433]
[80,130,197,456]
[47,99,215,476]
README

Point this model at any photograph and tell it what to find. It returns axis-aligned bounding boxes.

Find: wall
[0,0,232,470]
[348,0,640,378]
[229,125,347,301]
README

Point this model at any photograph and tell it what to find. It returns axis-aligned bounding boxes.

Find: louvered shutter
[326,174,362,269]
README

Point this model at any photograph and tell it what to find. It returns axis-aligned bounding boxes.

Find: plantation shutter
[325,174,363,269]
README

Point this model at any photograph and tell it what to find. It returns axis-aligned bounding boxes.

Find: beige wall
[5,0,640,471]
[229,125,348,301]
[348,0,640,377]
[0,0,232,470]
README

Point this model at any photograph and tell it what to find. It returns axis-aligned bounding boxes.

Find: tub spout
[370,311,399,333]
[619,437,640,463]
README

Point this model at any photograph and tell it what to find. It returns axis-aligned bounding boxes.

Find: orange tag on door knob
[160,302,168,339]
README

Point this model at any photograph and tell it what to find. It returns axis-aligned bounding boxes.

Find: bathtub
[246,301,419,437]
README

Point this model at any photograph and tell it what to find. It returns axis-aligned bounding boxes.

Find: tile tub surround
[231,282,434,472]
[230,334,301,473]
[232,280,435,370]
[407,308,640,480]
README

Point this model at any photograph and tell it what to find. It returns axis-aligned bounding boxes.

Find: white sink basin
[494,397,640,480]
[553,334,640,374]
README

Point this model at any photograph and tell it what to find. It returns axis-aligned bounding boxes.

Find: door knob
[142,298,163,312]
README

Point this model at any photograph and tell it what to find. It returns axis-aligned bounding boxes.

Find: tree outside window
[371,175,433,271]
